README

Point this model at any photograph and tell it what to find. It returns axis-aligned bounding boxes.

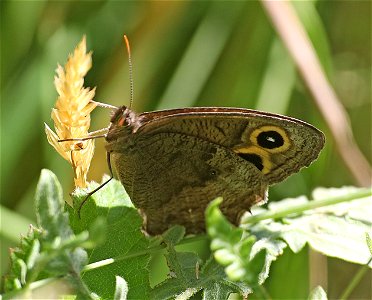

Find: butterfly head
[106,106,142,142]
[110,106,141,128]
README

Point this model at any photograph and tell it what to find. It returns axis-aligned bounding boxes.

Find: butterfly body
[105,106,324,235]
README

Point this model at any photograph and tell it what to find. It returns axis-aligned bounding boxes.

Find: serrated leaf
[202,282,231,300]
[206,198,279,286]
[200,258,252,298]
[4,227,43,292]
[4,170,93,298]
[162,225,186,246]
[162,235,203,291]
[311,186,372,223]
[26,239,40,269]
[250,237,286,284]
[285,214,371,266]
[151,254,252,300]
[69,178,151,299]
[246,186,372,267]
[35,169,70,241]
[206,197,243,245]
[151,277,195,300]
[34,171,88,278]
[152,227,253,300]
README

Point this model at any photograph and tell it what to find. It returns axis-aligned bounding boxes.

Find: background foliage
[1,1,371,298]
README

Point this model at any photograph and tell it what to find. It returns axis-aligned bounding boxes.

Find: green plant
[2,170,371,299]
[1,1,371,299]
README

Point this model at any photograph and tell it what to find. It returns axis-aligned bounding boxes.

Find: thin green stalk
[29,277,59,290]
[339,257,372,300]
[83,244,166,272]
[83,234,210,273]
[242,188,371,225]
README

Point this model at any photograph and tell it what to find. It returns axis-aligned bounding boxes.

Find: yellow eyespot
[234,146,272,174]
[250,125,290,153]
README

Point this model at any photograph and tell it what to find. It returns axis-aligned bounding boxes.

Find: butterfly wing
[137,108,325,185]
[110,132,267,234]
[106,107,324,234]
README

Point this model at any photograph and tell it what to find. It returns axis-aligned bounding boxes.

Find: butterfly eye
[250,125,290,153]
[256,130,284,149]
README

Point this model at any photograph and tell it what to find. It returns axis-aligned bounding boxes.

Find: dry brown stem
[261,0,371,187]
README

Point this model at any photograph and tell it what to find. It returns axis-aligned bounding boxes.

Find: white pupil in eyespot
[267,137,276,143]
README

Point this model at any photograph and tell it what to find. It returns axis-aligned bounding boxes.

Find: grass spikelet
[45,36,97,188]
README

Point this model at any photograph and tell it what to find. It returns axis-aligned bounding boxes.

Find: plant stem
[83,244,166,272]
[19,235,210,295]
[339,256,372,300]
[83,189,372,272]
[242,188,371,225]
[83,234,209,272]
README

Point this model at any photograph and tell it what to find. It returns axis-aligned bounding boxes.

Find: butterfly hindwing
[110,132,267,234]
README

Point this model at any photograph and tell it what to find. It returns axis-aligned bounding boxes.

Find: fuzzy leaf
[35,169,68,240]
[114,276,128,300]
[151,254,252,299]
[69,177,151,299]
[35,170,89,278]
[206,198,283,286]
[245,186,372,267]
[4,170,96,299]
[162,225,186,246]
[200,258,252,299]
[151,227,252,300]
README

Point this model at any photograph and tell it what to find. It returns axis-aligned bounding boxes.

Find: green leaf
[199,258,252,299]
[69,177,151,299]
[244,187,372,268]
[3,170,95,299]
[4,226,42,292]
[308,285,328,300]
[151,254,252,300]
[34,170,89,278]
[202,282,230,300]
[35,169,68,241]
[154,229,203,298]
[206,198,285,286]
[151,228,252,300]
[162,225,186,246]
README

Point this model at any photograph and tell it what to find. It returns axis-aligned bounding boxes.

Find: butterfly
[101,105,325,234]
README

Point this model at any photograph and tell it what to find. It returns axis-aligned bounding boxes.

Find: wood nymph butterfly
[104,106,324,234]
[73,36,324,235]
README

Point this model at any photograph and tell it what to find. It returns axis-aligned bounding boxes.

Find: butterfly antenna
[123,35,134,109]
[78,152,114,218]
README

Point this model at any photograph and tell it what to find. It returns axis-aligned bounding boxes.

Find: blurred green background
[1,0,370,298]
